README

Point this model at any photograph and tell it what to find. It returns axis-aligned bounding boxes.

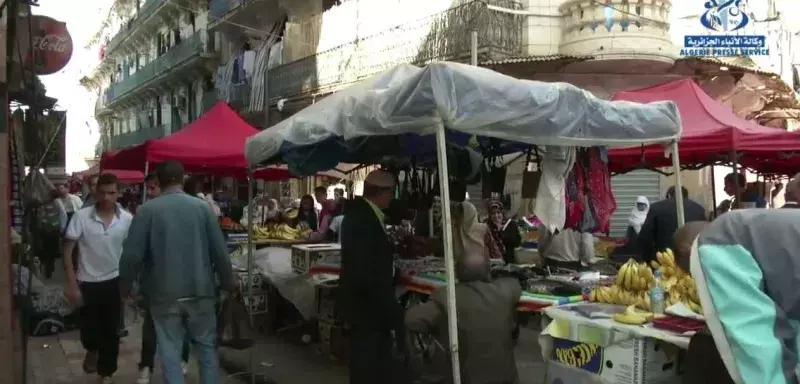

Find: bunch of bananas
[613,305,656,325]
[590,249,704,315]
[615,259,655,292]
[591,284,652,310]
[651,249,702,312]
[253,223,312,241]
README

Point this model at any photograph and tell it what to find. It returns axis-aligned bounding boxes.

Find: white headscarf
[450,201,489,260]
[628,196,650,234]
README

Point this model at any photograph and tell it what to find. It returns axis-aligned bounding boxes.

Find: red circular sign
[27,15,73,75]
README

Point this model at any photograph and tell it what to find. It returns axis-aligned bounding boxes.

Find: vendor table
[540,303,692,384]
[309,262,584,312]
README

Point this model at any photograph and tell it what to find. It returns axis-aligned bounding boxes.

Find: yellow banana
[613,305,650,325]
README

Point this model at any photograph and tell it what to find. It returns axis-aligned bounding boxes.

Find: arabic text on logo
[700,0,750,32]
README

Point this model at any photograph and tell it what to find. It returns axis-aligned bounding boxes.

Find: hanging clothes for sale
[584,147,616,234]
[563,147,617,234]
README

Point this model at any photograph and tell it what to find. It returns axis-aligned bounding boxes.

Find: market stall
[540,250,703,383]
[608,78,800,176]
[73,165,144,184]
[244,62,684,383]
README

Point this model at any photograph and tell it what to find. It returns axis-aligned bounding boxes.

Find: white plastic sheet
[245,62,682,166]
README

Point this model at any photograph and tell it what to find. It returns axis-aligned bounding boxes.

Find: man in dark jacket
[638,186,707,263]
[338,170,402,384]
[781,173,800,209]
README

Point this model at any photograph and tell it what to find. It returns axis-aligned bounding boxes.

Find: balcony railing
[103,32,209,105]
[268,0,523,100]
[209,0,243,19]
[559,0,674,60]
[105,0,167,55]
[108,124,168,151]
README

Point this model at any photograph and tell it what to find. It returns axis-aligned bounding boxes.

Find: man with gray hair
[781,173,800,209]
[405,252,522,384]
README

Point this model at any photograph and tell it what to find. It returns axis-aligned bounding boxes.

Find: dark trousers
[139,307,190,369]
[79,278,121,377]
[349,328,392,384]
[40,230,60,278]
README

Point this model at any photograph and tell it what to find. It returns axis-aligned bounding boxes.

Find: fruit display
[613,305,655,325]
[651,249,702,312]
[253,223,312,241]
[219,217,245,232]
[590,248,703,315]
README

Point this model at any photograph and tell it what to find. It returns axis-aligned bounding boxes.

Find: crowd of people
[55,161,235,384]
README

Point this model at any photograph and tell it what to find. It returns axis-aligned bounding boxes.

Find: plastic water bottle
[650,270,665,315]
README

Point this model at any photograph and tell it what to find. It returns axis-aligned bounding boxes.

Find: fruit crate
[235,270,270,293]
[291,244,341,274]
[318,320,349,361]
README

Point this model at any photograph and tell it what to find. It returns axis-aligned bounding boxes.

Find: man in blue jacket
[120,160,235,383]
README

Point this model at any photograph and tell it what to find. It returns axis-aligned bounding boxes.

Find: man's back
[639,198,706,261]
[122,191,232,305]
[408,278,522,384]
[692,209,800,384]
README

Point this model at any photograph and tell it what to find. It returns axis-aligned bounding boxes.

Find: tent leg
[670,141,685,227]
[246,171,256,384]
[434,123,462,384]
[142,161,149,204]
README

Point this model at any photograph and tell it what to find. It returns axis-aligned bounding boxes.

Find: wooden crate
[291,244,341,273]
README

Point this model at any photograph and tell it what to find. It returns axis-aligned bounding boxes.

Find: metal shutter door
[609,170,662,237]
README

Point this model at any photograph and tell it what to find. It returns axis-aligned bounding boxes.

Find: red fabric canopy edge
[607,78,800,175]
[100,102,291,180]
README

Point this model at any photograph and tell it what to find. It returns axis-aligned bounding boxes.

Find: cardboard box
[235,270,269,293]
[316,281,339,324]
[291,243,341,273]
[317,320,349,361]
[550,337,676,384]
[546,360,604,384]
[242,293,268,315]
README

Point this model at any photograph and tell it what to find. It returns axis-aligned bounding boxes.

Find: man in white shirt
[58,183,83,219]
[62,173,133,383]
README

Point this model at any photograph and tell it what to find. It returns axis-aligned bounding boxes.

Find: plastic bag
[217,292,254,350]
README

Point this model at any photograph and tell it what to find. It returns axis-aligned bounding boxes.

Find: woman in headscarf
[627,196,650,235]
[486,200,522,264]
[296,195,318,230]
[451,201,502,262]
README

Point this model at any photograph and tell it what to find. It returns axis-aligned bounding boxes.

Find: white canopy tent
[245,62,684,384]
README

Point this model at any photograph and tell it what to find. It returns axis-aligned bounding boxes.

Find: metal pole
[246,171,256,384]
[141,161,149,204]
[670,141,685,227]
[434,122,462,384]
[470,30,478,66]
[730,151,740,210]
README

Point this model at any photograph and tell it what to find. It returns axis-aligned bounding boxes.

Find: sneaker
[181,361,189,376]
[100,377,114,384]
[83,351,98,374]
[136,367,152,384]
[118,329,129,338]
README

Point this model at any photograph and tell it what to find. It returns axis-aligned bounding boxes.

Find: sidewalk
[25,318,240,384]
[218,325,548,384]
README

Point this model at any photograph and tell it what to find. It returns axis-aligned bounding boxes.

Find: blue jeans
[151,298,218,384]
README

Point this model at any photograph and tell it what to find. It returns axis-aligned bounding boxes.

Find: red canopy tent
[74,165,144,184]
[607,78,800,175]
[100,102,289,179]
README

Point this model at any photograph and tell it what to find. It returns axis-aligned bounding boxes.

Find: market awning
[73,165,144,184]
[245,62,682,175]
[607,78,800,175]
[101,102,290,179]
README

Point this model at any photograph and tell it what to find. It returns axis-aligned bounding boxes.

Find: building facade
[81,0,220,154]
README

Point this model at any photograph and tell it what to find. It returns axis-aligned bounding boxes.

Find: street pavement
[217,323,548,384]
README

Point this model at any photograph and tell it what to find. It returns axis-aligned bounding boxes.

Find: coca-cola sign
[20,15,73,75]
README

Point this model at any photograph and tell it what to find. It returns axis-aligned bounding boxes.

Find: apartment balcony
[105,0,169,56]
[559,0,675,67]
[102,32,218,110]
[107,124,168,151]
[268,0,524,101]
[208,0,280,38]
